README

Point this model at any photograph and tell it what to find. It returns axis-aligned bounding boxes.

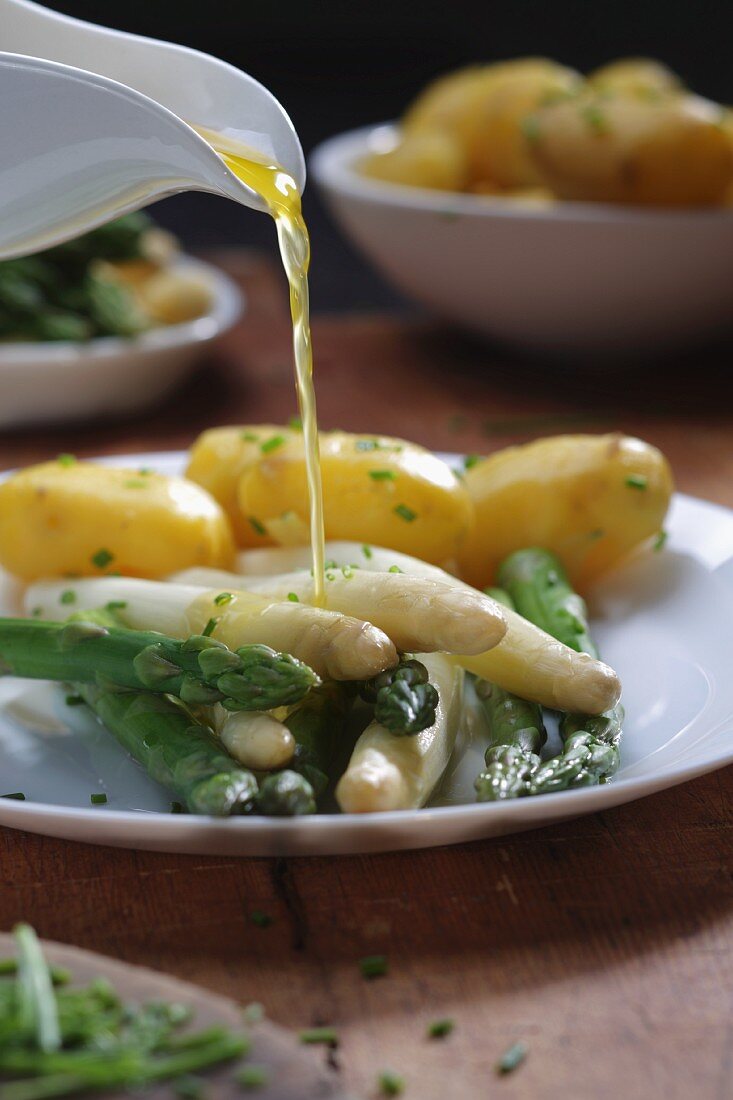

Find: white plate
[0,259,243,429]
[0,451,732,856]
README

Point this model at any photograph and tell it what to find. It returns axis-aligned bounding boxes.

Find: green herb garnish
[202,617,220,638]
[394,504,417,523]
[241,431,259,442]
[2,792,26,800]
[56,453,77,467]
[299,1027,339,1046]
[427,1018,455,1039]
[237,1065,269,1089]
[463,454,481,470]
[625,473,648,490]
[90,793,107,806]
[65,694,84,707]
[287,592,299,602]
[248,517,267,537]
[369,469,396,481]
[378,1070,405,1096]
[59,590,76,605]
[91,548,114,570]
[653,529,668,551]
[362,544,373,560]
[213,592,234,607]
[261,434,286,454]
[288,416,303,431]
[388,565,403,574]
[359,954,388,979]
[496,1041,528,1075]
[105,600,128,612]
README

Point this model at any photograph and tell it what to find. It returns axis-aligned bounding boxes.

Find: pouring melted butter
[194,127,326,607]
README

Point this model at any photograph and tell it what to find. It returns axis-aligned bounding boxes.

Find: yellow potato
[588,57,683,99]
[462,59,582,188]
[457,433,673,592]
[135,270,212,325]
[234,429,473,565]
[0,460,235,581]
[360,130,469,191]
[528,91,732,205]
[186,425,297,544]
[403,64,498,144]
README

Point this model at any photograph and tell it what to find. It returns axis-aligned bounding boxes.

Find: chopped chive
[202,617,220,638]
[91,548,114,569]
[326,572,335,581]
[105,600,128,612]
[250,910,273,928]
[582,103,610,134]
[31,607,42,618]
[369,469,397,481]
[653,529,668,551]
[287,592,299,602]
[394,504,417,523]
[59,589,76,605]
[463,454,481,470]
[359,954,388,979]
[170,801,184,814]
[237,1065,269,1088]
[521,114,541,143]
[427,1018,454,1039]
[341,565,355,579]
[124,479,148,489]
[248,517,267,537]
[362,545,373,560]
[299,1027,339,1046]
[378,1070,405,1096]
[625,473,648,490]
[242,1002,265,1025]
[241,431,259,442]
[261,434,287,454]
[388,565,403,574]
[214,592,234,607]
[90,793,107,806]
[496,1041,528,1075]
[288,415,303,430]
[65,694,84,707]
[2,792,26,800]
[57,453,77,467]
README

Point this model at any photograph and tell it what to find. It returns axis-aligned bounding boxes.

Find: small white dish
[0,258,243,429]
[311,125,733,356]
[0,450,732,857]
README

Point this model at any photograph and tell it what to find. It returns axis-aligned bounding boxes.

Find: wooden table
[1,252,731,1100]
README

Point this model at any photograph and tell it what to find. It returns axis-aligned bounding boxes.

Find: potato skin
[588,57,683,98]
[0,461,235,581]
[235,429,473,566]
[186,425,297,545]
[529,92,732,206]
[457,433,673,592]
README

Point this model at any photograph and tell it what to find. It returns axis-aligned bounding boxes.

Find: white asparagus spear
[336,652,464,813]
[187,542,621,715]
[25,577,397,681]
[212,705,295,770]
[172,566,507,657]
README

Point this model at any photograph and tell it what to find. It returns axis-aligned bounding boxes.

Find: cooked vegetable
[79,685,258,817]
[254,770,317,816]
[528,91,732,205]
[473,585,548,802]
[26,578,398,681]
[499,547,623,783]
[0,617,318,712]
[173,565,508,657]
[0,924,248,1093]
[336,653,464,812]
[0,461,235,582]
[361,658,439,735]
[360,130,469,191]
[186,426,473,563]
[457,433,673,592]
[285,681,352,796]
[254,540,621,715]
[213,707,296,770]
[588,57,683,99]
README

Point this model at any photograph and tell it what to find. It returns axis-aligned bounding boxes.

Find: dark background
[46,1,733,311]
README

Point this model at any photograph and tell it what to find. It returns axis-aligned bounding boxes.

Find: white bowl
[311,125,733,356]
[0,257,243,428]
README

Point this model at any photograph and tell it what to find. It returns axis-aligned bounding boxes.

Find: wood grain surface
[0,250,731,1100]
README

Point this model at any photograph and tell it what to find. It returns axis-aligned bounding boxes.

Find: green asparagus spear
[254,771,316,816]
[498,548,596,655]
[360,658,439,735]
[473,590,547,801]
[497,548,623,789]
[286,682,352,797]
[78,685,258,817]
[0,617,318,711]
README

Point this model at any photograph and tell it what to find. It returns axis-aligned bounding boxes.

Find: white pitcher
[0,0,306,257]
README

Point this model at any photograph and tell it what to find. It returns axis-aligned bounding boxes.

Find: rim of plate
[310,123,733,225]
[1,450,732,836]
[0,258,243,364]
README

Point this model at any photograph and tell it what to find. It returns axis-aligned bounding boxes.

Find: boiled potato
[403,64,500,145]
[135,270,212,325]
[457,433,673,592]
[588,57,683,99]
[228,429,473,565]
[461,59,582,188]
[186,425,297,544]
[528,91,732,205]
[360,130,469,191]
[0,460,235,581]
